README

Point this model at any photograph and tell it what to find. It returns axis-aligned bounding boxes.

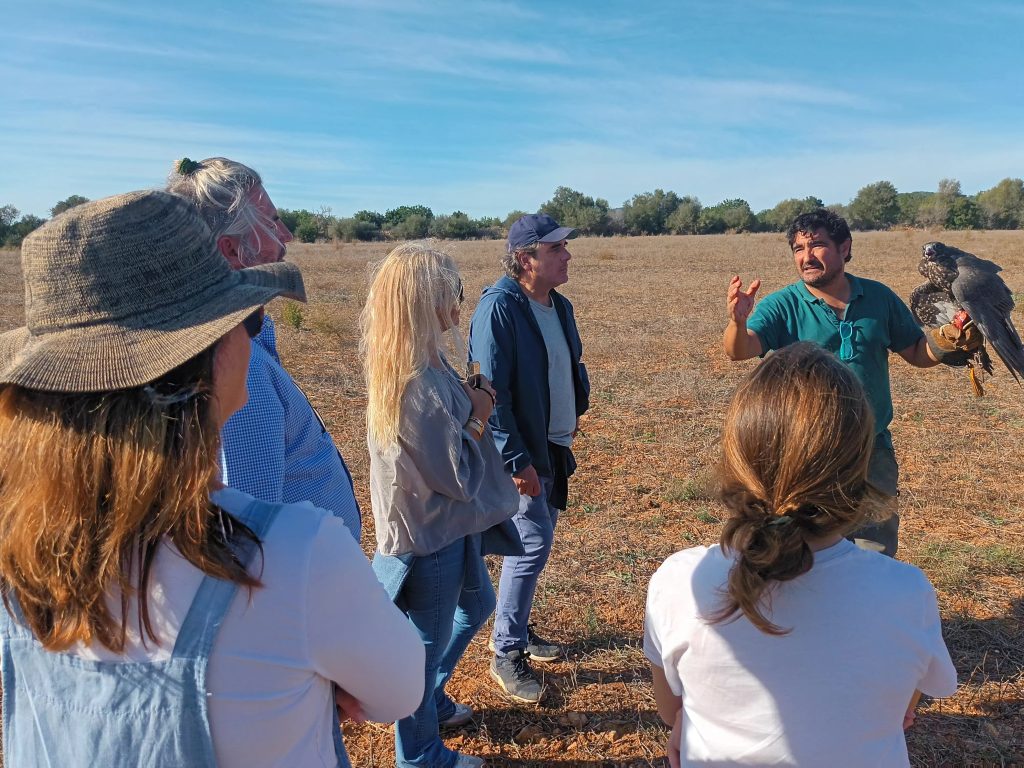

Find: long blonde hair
[713,342,885,635]
[0,347,261,652]
[360,241,464,446]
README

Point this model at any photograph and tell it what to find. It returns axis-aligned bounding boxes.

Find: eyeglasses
[242,307,265,338]
[838,320,854,361]
[457,281,465,306]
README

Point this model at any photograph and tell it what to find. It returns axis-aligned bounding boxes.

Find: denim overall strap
[0,499,285,768]
[171,498,351,768]
[172,498,282,658]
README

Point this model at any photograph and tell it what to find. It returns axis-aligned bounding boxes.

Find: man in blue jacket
[469,213,590,703]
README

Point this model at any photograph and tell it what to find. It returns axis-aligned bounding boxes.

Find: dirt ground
[1,230,1022,766]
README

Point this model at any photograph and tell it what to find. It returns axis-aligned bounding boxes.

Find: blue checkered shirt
[221,316,361,539]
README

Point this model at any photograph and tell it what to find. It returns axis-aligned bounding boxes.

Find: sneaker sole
[489,666,544,704]
[487,639,561,663]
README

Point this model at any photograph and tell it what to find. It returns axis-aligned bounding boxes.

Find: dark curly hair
[787,208,852,262]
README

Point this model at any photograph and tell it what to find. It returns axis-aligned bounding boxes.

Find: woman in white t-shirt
[0,191,424,768]
[644,342,957,767]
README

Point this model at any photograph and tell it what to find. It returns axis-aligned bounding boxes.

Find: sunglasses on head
[242,307,265,338]
[457,280,465,306]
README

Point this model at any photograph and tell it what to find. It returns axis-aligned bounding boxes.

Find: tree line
[3,179,1024,247]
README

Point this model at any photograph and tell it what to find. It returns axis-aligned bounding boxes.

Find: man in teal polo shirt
[723,208,943,557]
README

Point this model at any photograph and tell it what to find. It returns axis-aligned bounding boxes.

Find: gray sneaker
[490,650,544,703]
[525,624,561,662]
[488,624,562,663]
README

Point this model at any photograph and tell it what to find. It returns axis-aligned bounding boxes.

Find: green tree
[391,213,431,240]
[622,189,681,235]
[698,199,756,234]
[913,195,948,229]
[977,178,1024,229]
[354,209,385,227]
[946,196,982,230]
[848,181,899,230]
[294,219,320,243]
[384,205,433,229]
[758,196,824,232]
[50,195,90,217]
[896,191,932,226]
[277,208,302,233]
[540,186,610,235]
[5,214,46,246]
[277,209,320,242]
[429,211,477,240]
[503,210,528,229]
[914,179,980,230]
[312,206,335,241]
[665,197,703,234]
[334,217,381,242]
[0,204,17,227]
[0,204,18,244]
[471,216,502,239]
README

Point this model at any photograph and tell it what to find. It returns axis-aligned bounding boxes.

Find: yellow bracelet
[466,416,485,438]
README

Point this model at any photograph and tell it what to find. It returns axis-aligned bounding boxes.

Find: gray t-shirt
[529,298,576,447]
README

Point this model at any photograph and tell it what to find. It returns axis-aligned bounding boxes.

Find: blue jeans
[849,432,900,557]
[492,476,559,654]
[395,536,495,768]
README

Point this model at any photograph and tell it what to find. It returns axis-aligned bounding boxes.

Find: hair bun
[176,157,201,176]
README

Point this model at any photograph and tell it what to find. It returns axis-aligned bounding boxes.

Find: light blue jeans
[395,535,495,768]
[492,476,559,654]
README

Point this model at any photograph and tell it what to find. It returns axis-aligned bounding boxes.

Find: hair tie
[766,515,794,527]
[176,157,201,176]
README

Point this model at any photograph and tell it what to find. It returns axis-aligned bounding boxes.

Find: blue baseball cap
[507,213,577,253]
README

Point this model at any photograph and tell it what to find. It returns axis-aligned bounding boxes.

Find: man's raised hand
[727,275,761,324]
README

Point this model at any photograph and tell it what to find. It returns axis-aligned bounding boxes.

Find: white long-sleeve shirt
[72,487,424,767]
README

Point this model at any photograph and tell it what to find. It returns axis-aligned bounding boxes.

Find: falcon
[910,242,1024,392]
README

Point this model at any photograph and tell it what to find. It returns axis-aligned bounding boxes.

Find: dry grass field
[1,230,1022,766]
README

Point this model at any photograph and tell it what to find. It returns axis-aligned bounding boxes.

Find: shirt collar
[813,536,856,564]
[796,273,864,304]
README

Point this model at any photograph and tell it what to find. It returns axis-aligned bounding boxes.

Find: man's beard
[799,261,837,289]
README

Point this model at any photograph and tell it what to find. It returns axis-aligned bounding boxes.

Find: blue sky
[2,0,1022,219]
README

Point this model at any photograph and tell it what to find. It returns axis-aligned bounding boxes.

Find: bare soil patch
[1,231,1021,766]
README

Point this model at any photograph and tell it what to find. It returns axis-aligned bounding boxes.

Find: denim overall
[1,499,350,767]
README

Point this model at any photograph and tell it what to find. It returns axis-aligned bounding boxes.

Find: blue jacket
[468,276,590,478]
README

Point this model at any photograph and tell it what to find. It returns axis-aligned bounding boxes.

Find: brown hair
[712,342,885,635]
[0,346,261,652]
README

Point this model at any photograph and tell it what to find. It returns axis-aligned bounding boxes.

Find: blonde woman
[645,343,957,767]
[0,192,424,768]
[361,242,520,768]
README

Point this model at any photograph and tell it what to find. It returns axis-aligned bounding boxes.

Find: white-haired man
[168,157,361,539]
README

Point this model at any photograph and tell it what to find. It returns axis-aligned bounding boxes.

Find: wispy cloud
[1,0,1020,220]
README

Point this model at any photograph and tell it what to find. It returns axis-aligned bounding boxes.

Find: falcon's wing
[951,254,1024,383]
[909,283,959,327]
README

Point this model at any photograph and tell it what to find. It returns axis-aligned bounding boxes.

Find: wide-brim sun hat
[0,189,306,392]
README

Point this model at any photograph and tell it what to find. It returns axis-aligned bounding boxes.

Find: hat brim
[537,226,578,243]
[0,261,306,393]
